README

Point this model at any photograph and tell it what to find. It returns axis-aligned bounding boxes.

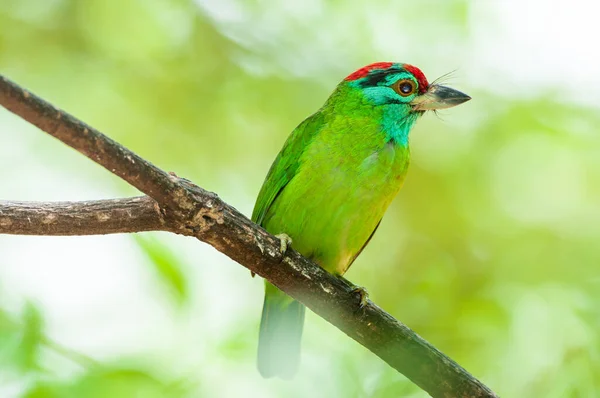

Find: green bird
[252,62,470,379]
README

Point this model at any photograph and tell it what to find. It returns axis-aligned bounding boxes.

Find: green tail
[257,282,306,379]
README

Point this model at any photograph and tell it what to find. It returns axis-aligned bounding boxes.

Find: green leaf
[22,383,61,398]
[17,301,44,372]
[0,302,44,374]
[24,367,193,398]
[134,235,188,305]
[0,309,20,368]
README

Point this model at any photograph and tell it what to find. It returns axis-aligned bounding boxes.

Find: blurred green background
[1,0,599,397]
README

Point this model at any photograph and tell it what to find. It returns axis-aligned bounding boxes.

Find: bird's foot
[251,233,292,277]
[351,286,370,310]
[339,276,369,310]
[275,233,293,254]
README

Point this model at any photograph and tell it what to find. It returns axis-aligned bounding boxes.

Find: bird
[252,62,470,379]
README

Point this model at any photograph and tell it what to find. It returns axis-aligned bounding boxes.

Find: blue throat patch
[346,78,420,147]
[349,83,419,147]
[382,105,419,147]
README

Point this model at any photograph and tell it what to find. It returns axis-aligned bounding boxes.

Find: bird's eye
[393,79,416,97]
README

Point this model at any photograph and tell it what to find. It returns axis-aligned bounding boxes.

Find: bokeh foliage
[1,0,599,397]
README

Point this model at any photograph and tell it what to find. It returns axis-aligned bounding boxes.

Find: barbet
[252,62,470,378]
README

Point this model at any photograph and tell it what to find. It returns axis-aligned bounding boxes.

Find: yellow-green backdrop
[0,1,598,397]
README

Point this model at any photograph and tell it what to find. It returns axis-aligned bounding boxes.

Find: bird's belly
[263,145,409,275]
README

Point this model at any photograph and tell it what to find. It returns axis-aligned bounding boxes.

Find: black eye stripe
[357,67,404,88]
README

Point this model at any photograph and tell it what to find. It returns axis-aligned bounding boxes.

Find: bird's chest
[266,139,409,274]
[314,138,410,203]
[323,143,409,240]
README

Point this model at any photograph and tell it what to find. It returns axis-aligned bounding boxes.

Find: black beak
[410,84,471,111]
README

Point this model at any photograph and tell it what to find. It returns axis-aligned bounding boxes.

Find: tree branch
[0,196,166,235]
[0,74,498,398]
[0,75,196,218]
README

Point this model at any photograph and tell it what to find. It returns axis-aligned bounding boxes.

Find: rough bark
[0,197,164,235]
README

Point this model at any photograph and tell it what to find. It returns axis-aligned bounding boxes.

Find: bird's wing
[251,112,325,226]
[346,218,381,272]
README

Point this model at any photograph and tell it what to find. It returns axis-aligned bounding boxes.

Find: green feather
[251,112,325,226]
[257,283,305,379]
[253,113,324,378]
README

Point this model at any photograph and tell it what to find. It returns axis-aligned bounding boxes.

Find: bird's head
[342,62,470,113]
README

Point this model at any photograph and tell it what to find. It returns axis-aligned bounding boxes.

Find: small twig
[41,336,99,369]
[0,74,498,398]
